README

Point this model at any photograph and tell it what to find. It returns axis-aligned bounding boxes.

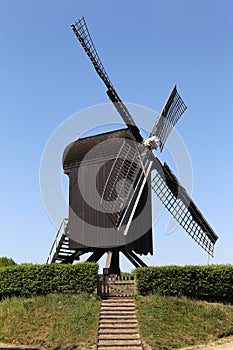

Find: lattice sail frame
[71,17,113,89]
[151,159,218,256]
[101,140,152,234]
[71,17,142,142]
[151,85,187,151]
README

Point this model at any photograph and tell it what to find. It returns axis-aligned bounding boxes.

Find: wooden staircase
[46,218,83,264]
[97,298,143,350]
[47,222,144,349]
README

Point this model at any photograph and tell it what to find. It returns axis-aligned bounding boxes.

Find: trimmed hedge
[0,257,16,267]
[135,265,233,302]
[0,262,98,298]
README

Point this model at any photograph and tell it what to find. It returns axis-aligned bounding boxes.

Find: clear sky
[1,0,233,271]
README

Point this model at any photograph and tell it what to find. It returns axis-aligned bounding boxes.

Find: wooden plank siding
[63,128,153,255]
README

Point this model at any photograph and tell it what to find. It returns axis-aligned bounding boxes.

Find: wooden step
[98,347,142,350]
[100,314,137,321]
[101,301,135,304]
[101,298,134,301]
[100,311,136,315]
[98,334,140,340]
[98,328,139,334]
[101,303,134,306]
[99,321,138,326]
[101,303,135,311]
[99,323,138,329]
[101,304,135,307]
[98,339,142,346]
[100,318,137,322]
[97,298,143,349]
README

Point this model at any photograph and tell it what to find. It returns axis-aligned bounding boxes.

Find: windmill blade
[151,85,187,151]
[71,17,142,143]
[151,157,218,256]
[101,140,152,235]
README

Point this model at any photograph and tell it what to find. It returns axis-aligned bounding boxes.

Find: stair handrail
[46,218,68,264]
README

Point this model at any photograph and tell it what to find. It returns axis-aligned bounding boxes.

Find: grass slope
[1,293,233,350]
[0,293,100,349]
[136,295,233,350]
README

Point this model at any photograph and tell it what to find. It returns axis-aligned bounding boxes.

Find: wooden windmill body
[63,128,153,274]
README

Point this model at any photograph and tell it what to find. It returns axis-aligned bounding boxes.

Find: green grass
[135,294,233,350]
[1,292,233,350]
[0,293,100,349]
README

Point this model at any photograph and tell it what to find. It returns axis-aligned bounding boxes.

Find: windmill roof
[63,128,135,171]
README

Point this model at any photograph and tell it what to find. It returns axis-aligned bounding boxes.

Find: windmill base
[86,248,147,276]
[46,218,151,269]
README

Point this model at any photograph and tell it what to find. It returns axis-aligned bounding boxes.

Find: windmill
[48,17,218,274]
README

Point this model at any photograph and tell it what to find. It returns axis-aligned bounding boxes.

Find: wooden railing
[46,218,68,264]
[97,275,136,298]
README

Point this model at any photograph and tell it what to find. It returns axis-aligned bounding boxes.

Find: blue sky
[0,1,233,270]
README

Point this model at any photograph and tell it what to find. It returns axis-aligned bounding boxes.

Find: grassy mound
[136,294,233,350]
[0,293,100,349]
[1,293,233,350]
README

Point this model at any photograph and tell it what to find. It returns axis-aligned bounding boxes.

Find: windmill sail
[151,157,218,256]
[101,140,152,234]
[151,85,187,151]
[71,17,142,142]
[71,16,218,258]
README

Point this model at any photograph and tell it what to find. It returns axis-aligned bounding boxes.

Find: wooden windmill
[47,17,218,274]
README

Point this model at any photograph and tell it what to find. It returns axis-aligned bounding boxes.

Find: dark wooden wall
[63,128,153,256]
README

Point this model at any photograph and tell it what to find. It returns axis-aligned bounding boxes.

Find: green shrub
[0,257,16,267]
[0,262,98,298]
[135,265,233,302]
